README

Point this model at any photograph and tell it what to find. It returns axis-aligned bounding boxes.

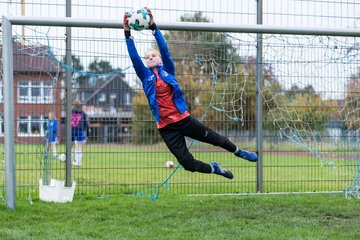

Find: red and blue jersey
[153,68,189,128]
[125,28,188,125]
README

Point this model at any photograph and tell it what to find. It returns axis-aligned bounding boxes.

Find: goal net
[1,25,359,201]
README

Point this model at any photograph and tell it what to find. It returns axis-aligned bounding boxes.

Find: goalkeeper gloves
[144,7,157,31]
[123,12,131,38]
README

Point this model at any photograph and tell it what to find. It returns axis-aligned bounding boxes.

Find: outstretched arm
[146,8,175,76]
[124,12,147,81]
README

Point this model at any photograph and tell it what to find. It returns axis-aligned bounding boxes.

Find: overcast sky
[1,0,359,97]
[1,0,358,27]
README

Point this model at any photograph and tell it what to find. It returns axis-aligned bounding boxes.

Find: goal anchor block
[39,178,76,203]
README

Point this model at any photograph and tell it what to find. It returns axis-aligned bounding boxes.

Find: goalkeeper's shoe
[235,150,258,162]
[211,162,233,179]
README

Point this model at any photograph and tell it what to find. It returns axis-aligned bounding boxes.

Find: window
[125,93,131,105]
[99,93,106,102]
[19,81,29,102]
[42,116,48,133]
[18,115,47,136]
[18,80,54,103]
[110,93,117,100]
[81,92,85,102]
[18,116,29,135]
[89,76,97,87]
[30,116,42,134]
[43,82,53,102]
[31,81,41,102]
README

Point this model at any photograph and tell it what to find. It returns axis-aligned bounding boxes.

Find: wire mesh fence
[0,1,359,202]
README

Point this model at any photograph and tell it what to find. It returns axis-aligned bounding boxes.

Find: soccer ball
[165,161,175,169]
[127,8,151,31]
[59,153,66,162]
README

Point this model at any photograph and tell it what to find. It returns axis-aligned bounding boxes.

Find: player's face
[145,50,162,69]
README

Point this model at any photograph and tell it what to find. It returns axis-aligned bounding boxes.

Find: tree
[79,59,114,92]
[62,54,84,71]
[281,84,333,132]
[61,54,86,98]
[88,59,113,73]
[132,91,162,144]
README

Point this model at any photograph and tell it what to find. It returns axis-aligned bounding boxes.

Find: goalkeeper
[123,7,258,179]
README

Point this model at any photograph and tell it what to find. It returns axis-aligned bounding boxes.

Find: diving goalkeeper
[123,7,258,179]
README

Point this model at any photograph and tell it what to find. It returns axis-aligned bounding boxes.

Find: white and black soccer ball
[127,8,151,31]
[59,153,66,162]
[165,160,175,169]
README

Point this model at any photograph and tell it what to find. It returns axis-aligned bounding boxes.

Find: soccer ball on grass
[59,153,66,162]
[127,8,151,31]
[165,161,175,169]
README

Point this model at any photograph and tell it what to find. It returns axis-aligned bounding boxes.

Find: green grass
[0,193,359,240]
[5,143,359,198]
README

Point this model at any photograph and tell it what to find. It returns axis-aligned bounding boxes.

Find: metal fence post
[256,0,264,193]
[2,16,16,209]
[64,0,73,188]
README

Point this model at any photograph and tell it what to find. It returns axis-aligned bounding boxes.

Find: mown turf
[0,193,359,240]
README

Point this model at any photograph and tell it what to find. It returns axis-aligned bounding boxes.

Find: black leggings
[158,116,237,173]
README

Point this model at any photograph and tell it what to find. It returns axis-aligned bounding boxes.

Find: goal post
[2,16,16,210]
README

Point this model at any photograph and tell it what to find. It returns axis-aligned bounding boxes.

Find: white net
[165,31,360,197]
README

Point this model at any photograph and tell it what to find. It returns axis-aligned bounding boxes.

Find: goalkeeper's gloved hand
[144,7,157,31]
[123,12,131,38]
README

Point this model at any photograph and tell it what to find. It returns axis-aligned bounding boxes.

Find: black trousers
[158,116,237,173]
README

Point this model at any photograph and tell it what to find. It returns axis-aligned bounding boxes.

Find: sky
[0,0,359,97]
[1,0,358,27]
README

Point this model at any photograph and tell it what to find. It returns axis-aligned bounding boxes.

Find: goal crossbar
[1,16,360,37]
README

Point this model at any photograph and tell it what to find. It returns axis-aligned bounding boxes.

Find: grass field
[0,193,359,240]
[6,143,358,199]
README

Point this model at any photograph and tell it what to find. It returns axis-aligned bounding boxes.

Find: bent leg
[159,127,212,173]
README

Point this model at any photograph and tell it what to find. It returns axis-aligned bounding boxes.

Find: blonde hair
[72,99,83,109]
[145,48,160,58]
[48,111,55,120]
